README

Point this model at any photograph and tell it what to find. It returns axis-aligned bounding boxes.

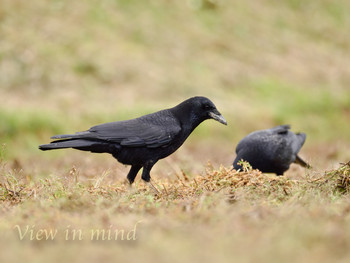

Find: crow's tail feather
[39,139,98,151]
[50,131,91,140]
[296,132,307,146]
[39,138,116,154]
[295,155,311,169]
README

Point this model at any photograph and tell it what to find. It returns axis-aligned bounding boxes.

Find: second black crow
[233,125,310,175]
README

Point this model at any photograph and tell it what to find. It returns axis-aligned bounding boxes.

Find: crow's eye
[203,104,211,110]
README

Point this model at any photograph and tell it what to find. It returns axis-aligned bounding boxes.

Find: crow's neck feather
[170,102,204,133]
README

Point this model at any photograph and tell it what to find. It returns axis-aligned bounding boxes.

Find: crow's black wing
[270,125,291,134]
[87,110,181,148]
[235,125,291,154]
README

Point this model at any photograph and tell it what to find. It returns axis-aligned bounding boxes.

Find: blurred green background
[1,0,350,168]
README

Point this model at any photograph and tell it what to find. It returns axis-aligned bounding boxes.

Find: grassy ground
[1,0,350,262]
[2,159,350,263]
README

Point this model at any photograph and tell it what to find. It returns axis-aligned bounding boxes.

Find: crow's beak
[209,110,227,125]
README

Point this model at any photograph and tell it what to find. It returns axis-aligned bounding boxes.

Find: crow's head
[187,96,227,126]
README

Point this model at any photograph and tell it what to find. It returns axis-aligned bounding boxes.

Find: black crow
[39,96,227,184]
[233,125,310,175]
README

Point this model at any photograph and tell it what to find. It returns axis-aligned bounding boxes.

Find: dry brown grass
[1,159,350,263]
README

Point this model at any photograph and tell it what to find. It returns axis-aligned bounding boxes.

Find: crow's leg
[141,161,155,182]
[141,161,160,194]
[127,165,142,184]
